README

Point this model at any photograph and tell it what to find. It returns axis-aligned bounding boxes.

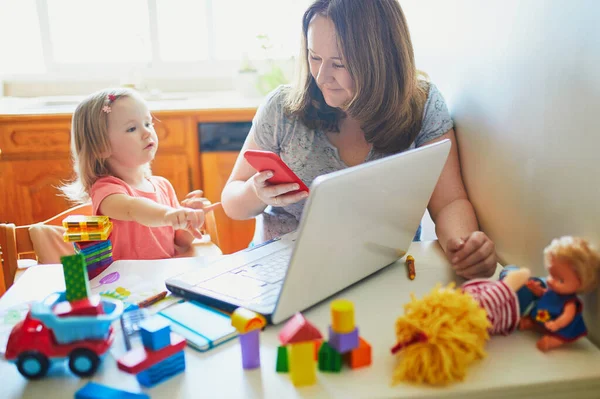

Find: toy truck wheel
[16,351,50,379]
[68,348,100,377]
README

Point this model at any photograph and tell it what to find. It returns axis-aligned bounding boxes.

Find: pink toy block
[328,325,359,354]
[278,313,322,345]
[239,329,261,369]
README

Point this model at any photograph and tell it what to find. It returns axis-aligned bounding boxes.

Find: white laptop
[166,138,451,324]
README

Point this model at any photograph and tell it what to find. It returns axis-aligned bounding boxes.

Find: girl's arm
[98,193,202,229]
[174,229,195,254]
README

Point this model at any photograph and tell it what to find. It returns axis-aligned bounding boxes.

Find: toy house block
[344,337,372,369]
[276,345,289,373]
[54,295,104,317]
[231,307,266,333]
[75,382,149,399]
[330,299,355,334]
[239,329,261,369]
[61,254,91,302]
[328,325,359,354]
[139,316,171,351]
[279,312,322,345]
[136,350,186,388]
[289,341,317,387]
[318,341,342,372]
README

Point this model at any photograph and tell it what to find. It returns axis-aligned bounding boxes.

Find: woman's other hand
[446,231,497,279]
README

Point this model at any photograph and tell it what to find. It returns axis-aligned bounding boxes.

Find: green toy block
[318,341,342,372]
[61,253,91,302]
[276,345,289,373]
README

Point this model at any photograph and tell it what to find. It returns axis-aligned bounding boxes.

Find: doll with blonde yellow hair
[391,268,531,385]
[520,236,600,351]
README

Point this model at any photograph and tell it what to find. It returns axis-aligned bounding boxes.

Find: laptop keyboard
[235,248,292,284]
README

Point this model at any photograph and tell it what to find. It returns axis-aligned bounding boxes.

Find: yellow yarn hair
[391,283,491,386]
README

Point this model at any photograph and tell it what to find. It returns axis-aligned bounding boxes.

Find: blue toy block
[136,350,186,387]
[139,316,171,351]
[75,382,149,399]
[328,325,359,354]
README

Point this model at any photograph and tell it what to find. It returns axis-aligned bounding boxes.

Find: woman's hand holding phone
[251,170,309,207]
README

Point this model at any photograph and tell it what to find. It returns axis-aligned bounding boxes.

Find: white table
[2,241,600,399]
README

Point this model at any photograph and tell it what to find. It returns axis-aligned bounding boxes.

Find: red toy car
[4,292,122,379]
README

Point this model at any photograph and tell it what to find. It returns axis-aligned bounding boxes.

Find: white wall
[403,0,600,344]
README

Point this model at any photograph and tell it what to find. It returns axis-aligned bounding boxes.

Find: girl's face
[546,257,581,294]
[105,95,158,170]
[307,15,355,108]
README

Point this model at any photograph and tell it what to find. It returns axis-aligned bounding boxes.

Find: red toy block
[278,313,322,345]
[117,332,186,374]
[345,337,372,369]
[54,296,104,317]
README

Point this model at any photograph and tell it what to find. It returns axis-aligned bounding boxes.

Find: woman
[221,0,496,279]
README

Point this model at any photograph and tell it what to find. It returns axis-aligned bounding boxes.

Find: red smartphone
[243,149,309,194]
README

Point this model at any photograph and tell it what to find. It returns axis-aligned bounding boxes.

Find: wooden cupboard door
[200,151,255,254]
[0,157,74,225]
[151,153,191,200]
[0,117,72,156]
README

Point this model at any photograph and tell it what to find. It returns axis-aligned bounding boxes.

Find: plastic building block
[239,328,261,369]
[318,341,342,372]
[328,326,359,354]
[231,307,266,333]
[136,350,186,388]
[63,215,111,230]
[139,316,171,351]
[314,339,322,361]
[289,341,317,386]
[278,313,322,345]
[63,222,113,242]
[75,240,111,253]
[345,337,372,369]
[118,332,186,374]
[61,254,91,302]
[330,299,355,334]
[276,345,289,373]
[54,296,104,317]
[75,382,149,399]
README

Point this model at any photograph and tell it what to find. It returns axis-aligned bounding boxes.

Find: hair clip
[102,94,117,114]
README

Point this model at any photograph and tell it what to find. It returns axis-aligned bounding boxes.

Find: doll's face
[546,258,581,294]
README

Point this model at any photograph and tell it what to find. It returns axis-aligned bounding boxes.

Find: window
[0,0,311,80]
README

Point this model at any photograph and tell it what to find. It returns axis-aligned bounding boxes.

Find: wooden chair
[0,202,220,296]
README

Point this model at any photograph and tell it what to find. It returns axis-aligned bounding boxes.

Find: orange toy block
[314,339,322,361]
[345,337,372,369]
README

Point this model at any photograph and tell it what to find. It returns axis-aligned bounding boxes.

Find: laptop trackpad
[197,273,277,301]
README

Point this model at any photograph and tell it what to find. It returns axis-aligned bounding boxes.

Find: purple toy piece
[239,329,261,369]
[328,326,359,354]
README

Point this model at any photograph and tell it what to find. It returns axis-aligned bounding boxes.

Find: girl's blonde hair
[392,283,490,386]
[543,236,600,293]
[60,88,150,203]
[285,0,430,155]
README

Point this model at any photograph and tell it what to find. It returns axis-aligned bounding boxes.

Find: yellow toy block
[331,299,355,334]
[231,308,266,333]
[289,341,317,386]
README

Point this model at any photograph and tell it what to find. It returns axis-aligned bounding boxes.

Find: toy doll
[390,267,531,385]
[519,236,600,352]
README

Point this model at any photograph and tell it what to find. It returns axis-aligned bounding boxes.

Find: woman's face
[307,15,355,108]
